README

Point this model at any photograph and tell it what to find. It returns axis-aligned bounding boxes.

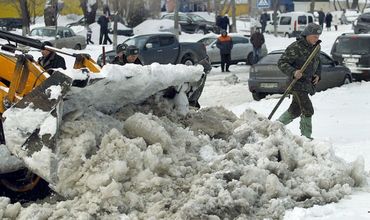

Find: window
[147,37,160,48]
[308,16,313,23]
[160,36,175,46]
[334,37,370,55]
[232,37,248,44]
[298,16,307,25]
[258,53,282,64]
[280,16,291,25]
[319,53,333,65]
[198,37,216,46]
[64,30,72,37]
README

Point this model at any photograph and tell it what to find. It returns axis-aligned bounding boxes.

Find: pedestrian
[318,9,325,29]
[216,15,223,34]
[216,30,233,72]
[219,14,230,32]
[37,41,66,75]
[341,9,348,25]
[260,10,269,33]
[276,23,322,140]
[165,0,176,13]
[333,13,339,31]
[86,25,94,44]
[119,45,142,65]
[325,12,333,31]
[112,43,128,65]
[250,27,265,64]
[97,14,112,45]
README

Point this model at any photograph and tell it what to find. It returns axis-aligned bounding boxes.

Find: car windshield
[124,36,150,48]
[187,14,207,22]
[258,53,282,64]
[198,37,216,46]
[30,28,56,37]
[334,37,370,55]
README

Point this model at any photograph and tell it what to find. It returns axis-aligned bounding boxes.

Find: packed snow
[0,13,369,220]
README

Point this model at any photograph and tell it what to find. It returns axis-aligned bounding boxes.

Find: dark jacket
[38,52,66,74]
[97,15,109,32]
[260,13,268,25]
[278,37,321,95]
[216,35,233,55]
[112,56,142,65]
[219,16,230,31]
[318,10,325,24]
[250,32,265,49]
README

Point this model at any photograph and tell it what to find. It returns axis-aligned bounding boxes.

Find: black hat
[125,45,139,56]
[42,41,53,49]
[301,23,322,36]
[221,30,227,35]
[116,43,127,53]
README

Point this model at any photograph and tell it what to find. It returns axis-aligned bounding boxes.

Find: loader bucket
[2,71,73,185]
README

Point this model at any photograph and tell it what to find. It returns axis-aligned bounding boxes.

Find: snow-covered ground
[0,15,369,219]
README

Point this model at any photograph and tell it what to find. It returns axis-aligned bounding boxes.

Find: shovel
[268,40,321,120]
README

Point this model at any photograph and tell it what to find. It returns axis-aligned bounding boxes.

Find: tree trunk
[19,0,30,35]
[351,0,359,9]
[346,0,350,9]
[310,0,315,13]
[231,0,236,32]
[272,0,279,37]
[174,0,180,38]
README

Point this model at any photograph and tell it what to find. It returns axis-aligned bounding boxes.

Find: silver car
[30,26,86,50]
[198,34,267,65]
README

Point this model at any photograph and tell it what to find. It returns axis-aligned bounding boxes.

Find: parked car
[0,18,23,31]
[161,13,217,34]
[97,33,208,66]
[248,50,352,101]
[331,33,370,81]
[265,12,314,37]
[29,26,86,50]
[353,12,370,34]
[66,16,134,36]
[197,34,267,65]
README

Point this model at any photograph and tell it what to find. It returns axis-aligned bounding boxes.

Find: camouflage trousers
[287,91,314,118]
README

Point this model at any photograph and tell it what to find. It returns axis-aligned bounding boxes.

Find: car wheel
[252,92,266,101]
[74,44,82,50]
[196,29,206,34]
[246,52,254,65]
[343,75,352,84]
[182,57,194,66]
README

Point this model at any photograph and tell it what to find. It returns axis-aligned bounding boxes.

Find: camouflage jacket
[278,37,321,94]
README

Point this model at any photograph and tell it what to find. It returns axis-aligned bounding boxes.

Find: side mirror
[211,44,215,48]
[146,43,153,49]
[56,35,61,39]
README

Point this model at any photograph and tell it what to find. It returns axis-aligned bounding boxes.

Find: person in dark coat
[37,41,66,75]
[325,12,333,31]
[318,9,325,28]
[259,10,269,33]
[97,14,112,45]
[219,14,230,32]
[250,27,265,63]
[276,23,322,139]
[216,30,233,72]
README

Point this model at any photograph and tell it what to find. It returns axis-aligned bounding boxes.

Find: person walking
[250,27,265,64]
[318,9,325,29]
[259,10,269,33]
[276,23,322,140]
[37,41,66,75]
[97,14,112,45]
[333,13,339,31]
[86,25,94,44]
[325,12,333,31]
[216,30,233,72]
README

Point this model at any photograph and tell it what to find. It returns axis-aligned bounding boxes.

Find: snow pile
[0,106,366,219]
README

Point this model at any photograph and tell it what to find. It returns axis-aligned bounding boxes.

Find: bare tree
[351,0,359,9]
[19,0,30,35]
[309,0,315,13]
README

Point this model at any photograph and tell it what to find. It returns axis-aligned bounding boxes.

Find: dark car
[331,33,370,81]
[0,18,23,31]
[248,50,352,101]
[66,16,134,36]
[161,13,217,34]
[353,12,370,34]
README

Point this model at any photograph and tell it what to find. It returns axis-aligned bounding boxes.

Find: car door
[55,29,66,48]
[63,29,75,48]
[230,36,251,62]
[278,16,291,35]
[142,36,161,64]
[207,39,221,64]
[316,52,341,91]
[158,35,179,64]
[179,15,195,33]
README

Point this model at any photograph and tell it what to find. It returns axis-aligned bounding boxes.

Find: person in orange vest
[216,30,233,72]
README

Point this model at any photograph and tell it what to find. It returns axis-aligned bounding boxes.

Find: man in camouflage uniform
[277,23,322,139]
